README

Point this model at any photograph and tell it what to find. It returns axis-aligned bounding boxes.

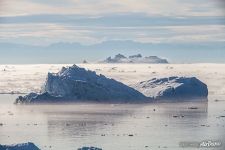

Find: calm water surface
[0,94,225,150]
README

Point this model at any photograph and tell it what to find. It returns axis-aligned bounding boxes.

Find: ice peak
[114,54,127,59]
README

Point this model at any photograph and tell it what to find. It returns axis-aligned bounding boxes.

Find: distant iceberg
[15,65,148,104]
[100,54,168,64]
[132,76,208,101]
[0,142,40,150]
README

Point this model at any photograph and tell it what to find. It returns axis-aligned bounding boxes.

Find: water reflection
[2,96,225,150]
[38,102,209,149]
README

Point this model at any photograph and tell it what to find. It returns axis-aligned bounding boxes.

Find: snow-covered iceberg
[100,54,168,64]
[0,142,40,150]
[132,76,208,101]
[15,65,148,104]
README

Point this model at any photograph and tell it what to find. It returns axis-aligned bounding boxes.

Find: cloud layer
[1,0,225,17]
[0,14,225,45]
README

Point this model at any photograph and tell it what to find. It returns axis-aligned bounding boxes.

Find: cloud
[1,14,224,26]
[0,1,224,46]
[0,0,224,17]
[0,23,99,45]
[1,22,225,46]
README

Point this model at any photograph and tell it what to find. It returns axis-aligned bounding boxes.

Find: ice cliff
[100,54,168,64]
[132,76,208,101]
[15,65,147,104]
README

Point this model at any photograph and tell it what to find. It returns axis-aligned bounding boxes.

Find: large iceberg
[0,142,40,150]
[100,54,168,64]
[15,65,148,104]
[132,76,208,101]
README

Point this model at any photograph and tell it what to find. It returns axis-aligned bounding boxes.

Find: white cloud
[1,23,225,45]
[0,23,99,45]
[0,0,224,45]
[0,0,224,17]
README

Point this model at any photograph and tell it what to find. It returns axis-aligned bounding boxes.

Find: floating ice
[78,147,102,150]
[15,65,148,104]
[132,76,208,101]
[0,142,40,150]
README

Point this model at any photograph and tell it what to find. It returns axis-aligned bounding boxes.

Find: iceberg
[100,54,168,64]
[0,142,40,150]
[78,147,102,150]
[15,65,148,104]
[14,65,208,103]
[132,76,208,101]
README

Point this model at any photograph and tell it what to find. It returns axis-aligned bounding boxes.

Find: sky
[0,0,225,63]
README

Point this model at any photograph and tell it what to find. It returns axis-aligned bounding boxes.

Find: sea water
[0,94,224,150]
